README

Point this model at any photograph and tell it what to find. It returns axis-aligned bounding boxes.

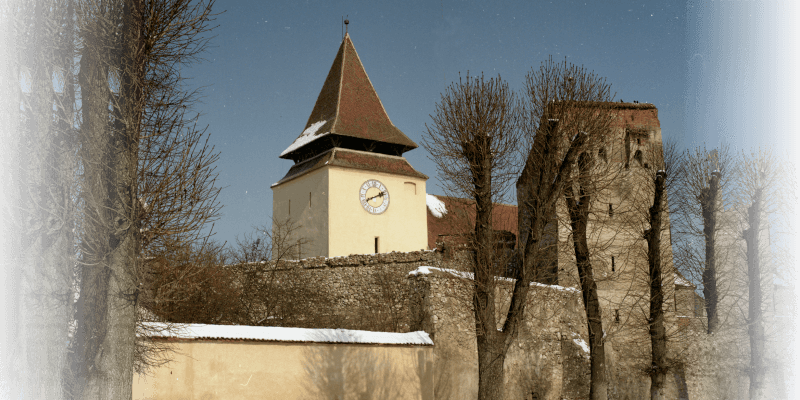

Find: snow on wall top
[142,323,433,346]
[426,194,447,218]
[409,266,579,293]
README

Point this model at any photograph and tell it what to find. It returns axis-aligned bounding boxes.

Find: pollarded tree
[672,145,735,334]
[632,140,683,400]
[518,57,615,400]
[423,72,522,400]
[735,147,797,400]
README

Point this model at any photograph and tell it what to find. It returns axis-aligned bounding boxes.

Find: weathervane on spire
[342,16,349,40]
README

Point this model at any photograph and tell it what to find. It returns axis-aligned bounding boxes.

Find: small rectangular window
[608,204,614,217]
[615,309,620,322]
[611,256,615,272]
[288,199,291,215]
[404,182,416,194]
[374,237,380,253]
[309,192,312,208]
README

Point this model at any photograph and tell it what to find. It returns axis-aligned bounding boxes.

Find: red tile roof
[426,195,518,250]
[280,34,418,160]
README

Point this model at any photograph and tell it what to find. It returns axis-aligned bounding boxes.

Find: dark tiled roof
[426,195,518,250]
[280,34,418,160]
[273,148,427,187]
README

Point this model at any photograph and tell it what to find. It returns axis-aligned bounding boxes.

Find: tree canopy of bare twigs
[423,72,522,400]
[518,56,615,400]
[67,0,219,398]
[672,144,735,334]
[733,146,797,400]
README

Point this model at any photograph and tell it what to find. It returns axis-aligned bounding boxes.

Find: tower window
[598,147,607,163]
[615,309,620,323]
[309,192,312,208]
[611,256,615,272]
[608,204,614,217]
[633,150,643,166]
[288,200,291,215]
[374,237,380,254]
[404,182,416,194]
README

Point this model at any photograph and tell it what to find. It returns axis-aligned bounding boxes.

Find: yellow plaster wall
[327,166,427,257]
[272,168,329,258]
[133,340,434,400]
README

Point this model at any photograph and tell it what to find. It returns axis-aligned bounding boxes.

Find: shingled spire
[280,33,418,162]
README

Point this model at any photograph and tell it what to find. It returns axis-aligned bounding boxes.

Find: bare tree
[638,140,683,400]
[735,149,782,400]
[673,145,735,334]
[519,57,615,400]
[2,2,77,399]
[225,218,319,327]
[423,72,522,400]
[67,0,220,396]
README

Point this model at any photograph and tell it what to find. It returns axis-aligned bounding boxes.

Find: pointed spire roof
[280,34,418,160]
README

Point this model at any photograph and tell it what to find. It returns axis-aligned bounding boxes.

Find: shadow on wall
[302,343,434,400]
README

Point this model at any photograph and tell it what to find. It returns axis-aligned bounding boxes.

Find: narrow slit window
[615,309,620,323]
[608,204,614,217]
[633,150,643,166]
[374,237,379,254]
[611,256,615,272]
[288,199,291,215]
[309,192,312,208]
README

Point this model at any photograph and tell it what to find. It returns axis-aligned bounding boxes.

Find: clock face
[359,179,390,214]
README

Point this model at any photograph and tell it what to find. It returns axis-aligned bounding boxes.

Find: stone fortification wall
[251,249,694,399]
[406,266,590,400]
[259,250,438,332]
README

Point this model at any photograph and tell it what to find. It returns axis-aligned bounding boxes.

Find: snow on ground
[409,266,580,293]
[426,194,447,218]
[141,323,433,346]
[280,120,327,157]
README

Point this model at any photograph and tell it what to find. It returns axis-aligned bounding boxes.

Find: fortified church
[133,34,738,400]
[271,33,429,258]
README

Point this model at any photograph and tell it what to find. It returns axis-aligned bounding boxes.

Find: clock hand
[366,191,385,202]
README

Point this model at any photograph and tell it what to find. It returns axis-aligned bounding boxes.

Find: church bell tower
[271,33,428,258]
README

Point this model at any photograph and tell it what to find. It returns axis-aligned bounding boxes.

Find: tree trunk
[471,134,506,400]
[476,334,507,400]
[700,171,720,334]
[647,172,668,400]
[745,190,766,400]
[69,1,142,398]
[564,153,607,400]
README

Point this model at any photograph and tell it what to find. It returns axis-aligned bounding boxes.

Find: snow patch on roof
[141,323,433,346]
[280,120,328,157]
[409,266,579,293]
[674,273,693,287]
[426,194,447,218]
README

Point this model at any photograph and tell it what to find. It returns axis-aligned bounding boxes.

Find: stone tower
[272,34,428,258]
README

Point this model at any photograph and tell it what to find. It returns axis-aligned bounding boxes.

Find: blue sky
[184,0,797,246]
[154,0,800,388]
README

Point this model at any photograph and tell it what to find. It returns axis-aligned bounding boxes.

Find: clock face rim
[359,179,390,215]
